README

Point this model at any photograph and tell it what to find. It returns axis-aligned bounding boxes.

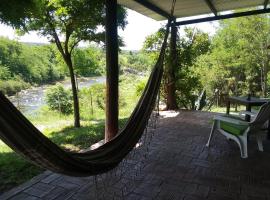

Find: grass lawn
[0,75,143,194]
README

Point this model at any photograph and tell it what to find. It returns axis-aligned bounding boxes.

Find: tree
[196,14,270,100]
[0,0,36,28]
[143,27,174,109]
[175,27,210,109]
[0,37,64,86]
[15,0,127,127]
[73,47,104,77]
[143,27,210,110]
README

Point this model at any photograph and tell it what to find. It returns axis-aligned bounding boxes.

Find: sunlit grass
[0,145,43,193]
[208,105,247,114]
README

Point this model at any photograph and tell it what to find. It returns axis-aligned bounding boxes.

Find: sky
[0,9,218,50]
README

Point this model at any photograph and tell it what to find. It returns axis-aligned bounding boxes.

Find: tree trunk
[66,55,80,128]
[166,23,178,110]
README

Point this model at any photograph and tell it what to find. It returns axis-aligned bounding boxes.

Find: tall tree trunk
[166,23,178,110]
[66,55,80,128]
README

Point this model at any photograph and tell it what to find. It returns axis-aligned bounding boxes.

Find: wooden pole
[166,22,178,110]
[105,0,119,142]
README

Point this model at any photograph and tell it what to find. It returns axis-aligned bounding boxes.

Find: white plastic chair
[206,102,270,158]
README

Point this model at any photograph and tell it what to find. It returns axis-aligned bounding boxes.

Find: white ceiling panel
[118,0,268,21]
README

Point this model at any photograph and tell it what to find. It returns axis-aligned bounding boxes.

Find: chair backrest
[250,101,270,126]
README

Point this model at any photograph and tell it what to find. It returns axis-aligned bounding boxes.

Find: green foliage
[45,84,73,115]
[22,0,127,44]
[143,28,167,52]
[0,145,43,194]
[73,47,105,77]
[89,84,106,110]
[16,0,127,127]
[0,65,11,80]
[0,0,36,28]
[80,82,128,119]
[195,14,270,101]
[143,27,210,110]
[175,28,211,109]
[0,37,65,94]
[135,78,147,96]
[120,51,154,73]
[0,78,30,96]
[79,83,106,121]
[143,28,167,61]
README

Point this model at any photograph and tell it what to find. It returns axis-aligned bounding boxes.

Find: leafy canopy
[19,0,127,54]
[0,0,36,28]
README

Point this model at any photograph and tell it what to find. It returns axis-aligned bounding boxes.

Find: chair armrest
[239,110,257,117]
[214,115,249,126]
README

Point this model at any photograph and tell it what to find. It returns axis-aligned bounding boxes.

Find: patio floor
[1,110,270,200]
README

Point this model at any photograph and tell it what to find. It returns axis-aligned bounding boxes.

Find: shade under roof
[118,0,268,21]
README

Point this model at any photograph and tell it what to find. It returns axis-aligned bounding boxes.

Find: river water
[8,76,105,115]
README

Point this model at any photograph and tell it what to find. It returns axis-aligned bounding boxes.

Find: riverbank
[7,76,105,115]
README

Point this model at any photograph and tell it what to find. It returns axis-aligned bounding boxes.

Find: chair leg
[206,120,216,147]
[256,134,264,152]
[238,136,248,158]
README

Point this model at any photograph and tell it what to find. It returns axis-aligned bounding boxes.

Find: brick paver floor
[1,110,270,200]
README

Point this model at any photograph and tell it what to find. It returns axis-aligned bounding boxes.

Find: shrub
[86,83,127,110]
[135,78,147,97]
[0,79,30,96]
[45,84,73,115]
[79,83,127,119]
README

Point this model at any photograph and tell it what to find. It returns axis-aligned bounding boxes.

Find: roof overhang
[118,0,270,25]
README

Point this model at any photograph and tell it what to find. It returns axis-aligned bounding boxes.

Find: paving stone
[0,172,50,200]
[50,190,76,200]
[133,183,161,198]
[2,111,270,200]
[9,193,39,200]
[41,174,62,184]
[184,195,206,200]
[50,178,80,190]
[183,183,198,194]
[195,185,210,197]
[41,187,66,200]
[24,183,54,198]
[207,193,235,200]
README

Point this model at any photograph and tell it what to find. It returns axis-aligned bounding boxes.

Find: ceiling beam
[204,0,218,16]
[264,0,269,9]
[175,8,270,26]
[134,0,174,20]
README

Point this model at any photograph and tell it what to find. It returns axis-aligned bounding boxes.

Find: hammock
[0,23,170,177]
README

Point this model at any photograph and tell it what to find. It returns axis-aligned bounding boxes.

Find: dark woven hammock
[0,24,170,177]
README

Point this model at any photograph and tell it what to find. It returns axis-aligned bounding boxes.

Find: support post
[166,21,178,110]
[105,0,119,142]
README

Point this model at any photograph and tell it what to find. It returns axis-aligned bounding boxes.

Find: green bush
[84,83,126,111]
[135,78,147,97]
[45,84,73,115]
[0,79,30,96]
[79,83,128,120]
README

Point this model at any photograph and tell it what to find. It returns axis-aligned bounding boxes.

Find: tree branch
[46,11,65,58]
[65,27,72,54]
[70,40,81,54]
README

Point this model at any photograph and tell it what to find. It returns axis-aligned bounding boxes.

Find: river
[8,76,105,115]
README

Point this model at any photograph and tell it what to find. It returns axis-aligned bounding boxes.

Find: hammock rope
[93,112,159,199]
